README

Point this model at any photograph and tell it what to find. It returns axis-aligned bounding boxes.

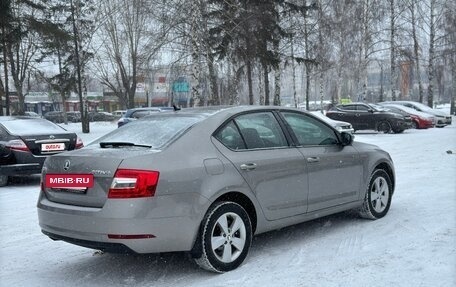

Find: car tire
[411,121,419,129]
[359,169,393,220]
[377,121,392,134]
[192,201,252,273]
[0,175,8,187]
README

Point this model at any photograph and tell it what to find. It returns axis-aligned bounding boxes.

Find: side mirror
[368,109,374,113]
[340,132,354,146]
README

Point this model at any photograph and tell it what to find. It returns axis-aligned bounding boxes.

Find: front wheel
[359,169,393,220]
[411,121,419,129]
[192,201,252,273]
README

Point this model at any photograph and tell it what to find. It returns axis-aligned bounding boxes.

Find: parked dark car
[326,103,408,133]
[44,111,81,123]
[88,111,116,122]
[66,111,81,122]
[117,107,174,127]
[379,101,452,127]
[0,116,83,186]
[38,106,395,272]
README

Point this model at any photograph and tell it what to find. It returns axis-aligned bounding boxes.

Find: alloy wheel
[210,212,247,263]
[370,176,390,213]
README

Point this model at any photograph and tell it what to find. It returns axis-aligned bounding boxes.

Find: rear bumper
[0,163,42,175]
[3,150,47,175]
[37,192,210,253]
[42,230,135,253]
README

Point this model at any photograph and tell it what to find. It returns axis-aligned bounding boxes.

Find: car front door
[354,104,375,129]
[280,111,362,212]
[213,111,309,221]
[338,105,362,130]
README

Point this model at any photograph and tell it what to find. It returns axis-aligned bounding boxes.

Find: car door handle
[240,163,257,171]
[306,157,320,163]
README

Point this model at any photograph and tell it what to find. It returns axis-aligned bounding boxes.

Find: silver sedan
[37,106,395,272]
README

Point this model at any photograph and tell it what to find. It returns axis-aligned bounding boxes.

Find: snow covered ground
[1,118,455,287]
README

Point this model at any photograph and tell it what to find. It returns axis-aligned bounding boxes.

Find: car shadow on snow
[47,211,368,284]
[57,251,214,285]
[250,211,365,254]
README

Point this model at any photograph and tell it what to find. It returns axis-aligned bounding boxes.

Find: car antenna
[173,104,181,111]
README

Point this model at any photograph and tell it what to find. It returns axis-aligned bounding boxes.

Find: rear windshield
[91,115,203,149]
[1,119,67,135]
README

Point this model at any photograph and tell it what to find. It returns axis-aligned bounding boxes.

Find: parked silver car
[37,106,395,272]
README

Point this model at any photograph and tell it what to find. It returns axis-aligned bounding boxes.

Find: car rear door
[279,111,362,212]
[213,111,309,221]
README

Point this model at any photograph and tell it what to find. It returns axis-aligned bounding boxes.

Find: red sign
[45,174,94,188]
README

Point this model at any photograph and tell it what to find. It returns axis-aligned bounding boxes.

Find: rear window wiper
[99,142,152,148]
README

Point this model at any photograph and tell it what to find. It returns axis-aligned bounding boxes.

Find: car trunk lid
[21,133,77,155]
[42,146,153,207]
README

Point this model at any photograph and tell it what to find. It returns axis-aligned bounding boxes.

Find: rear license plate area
[45,174,94,189]
[41,143,65,152]
[51,187,88,194]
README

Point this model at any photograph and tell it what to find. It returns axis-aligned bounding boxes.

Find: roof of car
[124,107,166,116]
[0,116,41,122]
[336,102,369,106]
[145,105,313,118]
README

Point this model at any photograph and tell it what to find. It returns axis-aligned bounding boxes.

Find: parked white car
[310,111,355,134]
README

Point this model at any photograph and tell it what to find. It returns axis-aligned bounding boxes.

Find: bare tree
[390,0,398,101]
[407,0,425,103]
[6,1,48,115]
[426,0,437,107]
[95,0,169,109]
[445,1,456,114]
[190,0,204,106]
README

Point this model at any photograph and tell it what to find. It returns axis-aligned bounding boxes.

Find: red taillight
[6,139,30,152]
[76,137,84,149]
[108,169,160,199]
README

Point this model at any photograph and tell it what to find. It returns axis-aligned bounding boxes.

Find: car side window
[356,105,369,111]
[339,105,356,111]
[281,112,339,146]
[234,112,288,149]
[214,120,246,150]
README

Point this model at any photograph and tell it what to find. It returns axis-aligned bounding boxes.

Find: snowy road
[1,121,455,287]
